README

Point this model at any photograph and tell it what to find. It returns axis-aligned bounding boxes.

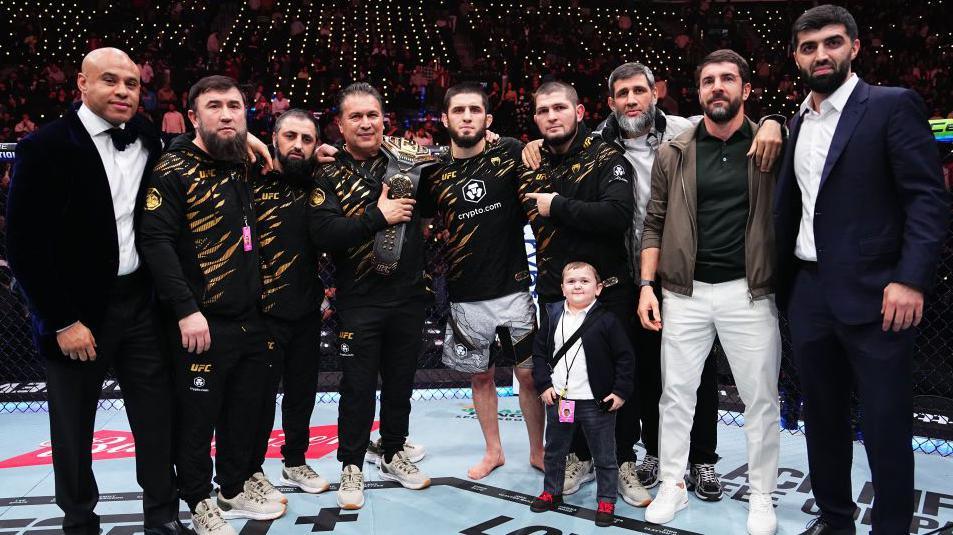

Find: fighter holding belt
[310,83,439,510]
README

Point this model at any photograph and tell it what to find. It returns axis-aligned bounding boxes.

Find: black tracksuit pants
[335,298,427,468]
[45,271,178,535]
[251,310,323,471]
[172,312,274,511]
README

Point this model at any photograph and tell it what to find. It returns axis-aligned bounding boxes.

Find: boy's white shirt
[550,300,596,400]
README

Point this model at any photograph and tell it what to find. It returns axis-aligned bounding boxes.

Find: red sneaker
[595,500,615,527]
[530,491,562,512]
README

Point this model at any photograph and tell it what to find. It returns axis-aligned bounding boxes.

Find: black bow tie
[107,125,138,151]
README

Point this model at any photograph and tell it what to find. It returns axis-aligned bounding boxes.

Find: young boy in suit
[530,261,635,527]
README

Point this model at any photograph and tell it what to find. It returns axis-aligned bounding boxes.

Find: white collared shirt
[793,74,860,261]
[77,104,148,275]
[550,300,596,400]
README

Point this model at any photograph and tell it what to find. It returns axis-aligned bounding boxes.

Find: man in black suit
[774,6,950,534]
[5,48,189,535]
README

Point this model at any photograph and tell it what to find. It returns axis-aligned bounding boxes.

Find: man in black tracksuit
[519,81,636,495]
[246,109,331,498]
[140,76,283,531]
[310,83,439,510]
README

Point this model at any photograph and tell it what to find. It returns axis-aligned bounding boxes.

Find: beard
[614,102,656,137]
[703,95,743,124]
[277,151,315,187]
[800,59,850,94]
[197,125,247,163]
[542,121,578,148]
[448,124,486,149]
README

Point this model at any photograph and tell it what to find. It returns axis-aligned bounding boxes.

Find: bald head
[78,47,141,125]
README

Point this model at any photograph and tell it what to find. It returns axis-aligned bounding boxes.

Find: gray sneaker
[562,453,595,495]
[280,463,330,494]
[378,451,431,490]
[191,499,236,535]
[248,471,287,504]
[217,480,286,521]
[364,438,426,463]
[337,464,365,510]
[618,461,652,507]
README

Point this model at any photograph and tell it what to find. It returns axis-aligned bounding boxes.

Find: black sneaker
[687,463,723,501]
[530,491,562,512]
[636,454,659,488]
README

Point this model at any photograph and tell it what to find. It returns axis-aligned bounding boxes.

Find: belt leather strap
[371,136,438,275]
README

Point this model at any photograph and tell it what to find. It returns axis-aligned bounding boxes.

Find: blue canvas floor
[1,396,951,534]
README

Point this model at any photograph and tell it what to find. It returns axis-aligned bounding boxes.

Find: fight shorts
[442,291,536,374]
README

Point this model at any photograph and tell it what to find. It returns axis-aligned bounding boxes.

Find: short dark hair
[336,82,383,112]
[608,62,656,95]
[791,4,858,50]
[533,81,579,109]
[274,108,318,137]
[694,49,750,86]
[442,82,489,114]
[188,75,245,112]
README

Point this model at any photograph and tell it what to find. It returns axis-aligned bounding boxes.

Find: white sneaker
[337,464,365,510]
[281,463,331,494]
[645,481,688,524]
[618,461,652,507]
[217,480,286,521]
[562,453,595,495]
[191,498,237,535]
[378,450,431,490]
[248,471,287,504]
[364,438,427,464]
[747,493,778,535]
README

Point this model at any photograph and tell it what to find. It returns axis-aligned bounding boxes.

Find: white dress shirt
[550,300,596,400]
[793,74,860,261]
[77,104,148,276]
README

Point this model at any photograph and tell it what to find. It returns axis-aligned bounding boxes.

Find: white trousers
[658,278,781,494]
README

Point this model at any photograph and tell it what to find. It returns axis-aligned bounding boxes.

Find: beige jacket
[641,118,778,298]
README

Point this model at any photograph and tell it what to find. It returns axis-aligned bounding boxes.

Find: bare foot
[530,455,545,472]
[468,452,505,480]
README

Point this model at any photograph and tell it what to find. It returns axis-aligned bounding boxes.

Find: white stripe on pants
[657,278,781,494]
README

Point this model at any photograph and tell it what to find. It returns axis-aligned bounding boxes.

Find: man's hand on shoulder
[316,143,338,164]
[748,119,783,172]
[521,139,544,170]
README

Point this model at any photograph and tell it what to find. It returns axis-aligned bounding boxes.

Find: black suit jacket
[774,79,950,324]
[6,105,162,358]
[531,300,635,401]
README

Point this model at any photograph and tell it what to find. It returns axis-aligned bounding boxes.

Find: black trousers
[252,310,323,471]
[788,264,915,534]
[172,313,274,511]
[44,271,177,535]
[335,298,427,468]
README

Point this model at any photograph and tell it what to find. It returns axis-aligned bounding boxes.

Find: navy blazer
[774,79,950,324]
[6,105,162,357]
[532,299,635,401]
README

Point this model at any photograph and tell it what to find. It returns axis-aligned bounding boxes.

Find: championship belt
[371,136,437,275]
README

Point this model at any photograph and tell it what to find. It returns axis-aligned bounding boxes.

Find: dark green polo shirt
[694,120,751,284]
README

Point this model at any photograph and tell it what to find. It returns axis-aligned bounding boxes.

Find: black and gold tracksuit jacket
[309,142,433,309]
[140,137,262,320]
[518,122,635,302]
[253,170,325,322]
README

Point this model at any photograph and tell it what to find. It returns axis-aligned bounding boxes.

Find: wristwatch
[639,279,655,288]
